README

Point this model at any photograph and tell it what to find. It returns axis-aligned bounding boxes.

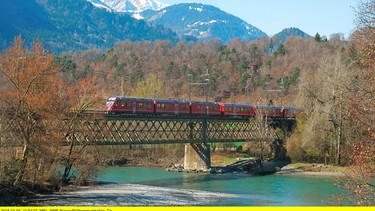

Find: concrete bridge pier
[183,143,211,172]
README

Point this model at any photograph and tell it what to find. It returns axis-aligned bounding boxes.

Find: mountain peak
[87,0,169,13]
[142,3,267,43]
[274,27,311,43]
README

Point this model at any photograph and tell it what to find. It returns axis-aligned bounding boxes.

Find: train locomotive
[105,97,297,119]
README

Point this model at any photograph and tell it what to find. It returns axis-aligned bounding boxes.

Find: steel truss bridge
[0,112,296,146]
[64,114,295,146]
[1,112,296,171]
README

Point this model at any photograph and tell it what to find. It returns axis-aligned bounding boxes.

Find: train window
[211,106,219,111]
[145,102,152,108]
[107,101,114,107]
[182,104,189,110]
[139,102,143,108]
[157,103,169,110]
[242,108,250,112]
[225,107,232,112]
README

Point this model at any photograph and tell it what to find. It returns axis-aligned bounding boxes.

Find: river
[93,166,343,206]
[32,166,345,206]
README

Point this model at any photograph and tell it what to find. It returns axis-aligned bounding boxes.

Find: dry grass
[288,163,350,174]
[211,151,251,166]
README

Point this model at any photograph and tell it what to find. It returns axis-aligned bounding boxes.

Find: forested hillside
[0,0,179,54]
[57,35,349,106]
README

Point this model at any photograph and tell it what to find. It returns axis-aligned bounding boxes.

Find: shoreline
[275,165,345,177]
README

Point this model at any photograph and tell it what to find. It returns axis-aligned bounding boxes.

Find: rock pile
[166,158,269,174]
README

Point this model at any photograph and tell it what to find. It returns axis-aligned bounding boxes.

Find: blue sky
[162,0,357,39]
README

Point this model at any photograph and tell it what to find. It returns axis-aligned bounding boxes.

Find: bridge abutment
[183,143,211,172]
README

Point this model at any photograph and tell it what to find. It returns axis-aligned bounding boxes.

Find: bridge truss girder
[66,116,277,145]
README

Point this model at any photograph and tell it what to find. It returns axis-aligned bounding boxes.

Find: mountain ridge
[0,0,312,55]
[0,0,179,54]
[86,0,168,18]
[142,3,268,43]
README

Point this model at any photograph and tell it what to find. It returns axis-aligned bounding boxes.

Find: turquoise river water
[95,166,345,206]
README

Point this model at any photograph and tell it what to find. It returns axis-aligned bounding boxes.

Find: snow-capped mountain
[87,1,268,43]
[142,3,267,43]
[87,0,168,18]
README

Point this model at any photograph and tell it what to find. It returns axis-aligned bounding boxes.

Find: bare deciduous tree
[0,36,63,185]
[291,52,350,164]
[335,0,375,205]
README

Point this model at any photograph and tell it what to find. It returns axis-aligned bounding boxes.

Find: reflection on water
[96,166,344,206]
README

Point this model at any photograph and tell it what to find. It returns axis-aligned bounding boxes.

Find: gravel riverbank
[275,164,346,177]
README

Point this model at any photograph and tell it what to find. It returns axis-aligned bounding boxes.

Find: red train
[105,97,297,119]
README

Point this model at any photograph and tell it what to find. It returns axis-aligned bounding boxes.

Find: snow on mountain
[87,0,168,16]
[129,0,167,11]
[87,0,113,11]
[86,1,268,43]
[143,3,268,43]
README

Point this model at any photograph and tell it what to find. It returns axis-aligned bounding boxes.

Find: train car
[282,106,299,119]
[154,99,190,115]
[222,103,256,117]
[190,101,221,116]
[256,105,283,118]
[255,105,300,119]
[106,97,155,114]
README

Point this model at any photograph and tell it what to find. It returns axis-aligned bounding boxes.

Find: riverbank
[210,151,347,177]
[275,163,346,176]
[0,182,59,205]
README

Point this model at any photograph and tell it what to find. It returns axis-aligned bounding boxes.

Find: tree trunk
[62,135,75,184]
[13,141,29,185]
